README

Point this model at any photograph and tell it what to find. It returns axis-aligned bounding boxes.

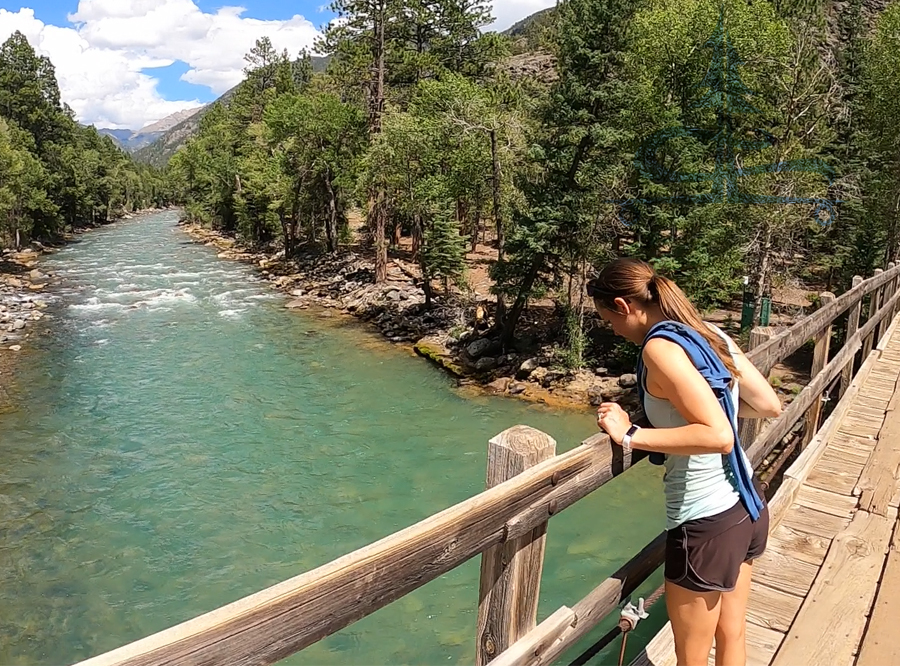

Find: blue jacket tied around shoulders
[635,321,765,522]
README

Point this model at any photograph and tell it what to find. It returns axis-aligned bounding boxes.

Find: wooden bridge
[75,264,900,666]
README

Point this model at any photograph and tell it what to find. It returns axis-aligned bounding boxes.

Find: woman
[587,258,782,666]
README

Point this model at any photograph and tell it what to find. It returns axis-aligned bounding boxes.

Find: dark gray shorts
[664,499,769,593]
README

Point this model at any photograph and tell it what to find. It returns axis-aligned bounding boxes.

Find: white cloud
[0,1,550,130]
[0,2,320,130]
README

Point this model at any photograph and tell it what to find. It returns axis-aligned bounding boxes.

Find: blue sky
[0,0,551,129]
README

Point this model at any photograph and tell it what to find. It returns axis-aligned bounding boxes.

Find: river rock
[588,384,605,406]
[603,386,627,401]
[508,382,527,395]
[517,357,541,378]
[486,377,511,393]
[13,319,25,330]
[529,367,549,384]
[466,337,496,359]
[595,367,609,376]
[9,345,21,351]
[474,356,499,372]
[618,374,638,388]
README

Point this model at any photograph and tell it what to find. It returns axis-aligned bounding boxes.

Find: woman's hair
[586,258,740,377]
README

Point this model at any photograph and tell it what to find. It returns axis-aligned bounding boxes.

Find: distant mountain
[133,84,241,167]
[97,106,204,154]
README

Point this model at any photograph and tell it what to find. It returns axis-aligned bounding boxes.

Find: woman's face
[595,298,644,343]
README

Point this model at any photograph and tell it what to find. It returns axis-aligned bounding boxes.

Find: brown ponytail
[587,258,740,377]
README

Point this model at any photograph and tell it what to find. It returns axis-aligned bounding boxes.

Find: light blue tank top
[641,326,744,530]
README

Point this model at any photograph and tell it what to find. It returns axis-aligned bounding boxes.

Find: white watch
[622,424,641,452]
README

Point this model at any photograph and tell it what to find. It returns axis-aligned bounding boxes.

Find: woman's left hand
[597,402,632,445]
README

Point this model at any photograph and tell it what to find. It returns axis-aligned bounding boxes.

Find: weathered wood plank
[857,389,900,517]
[766,524,830,566]
[477,427,556,665]
[806,467,859,495]
[747,581,802,633]
[815,453,868,474]
[753,547,820,597]
[771,510,896,666]
[856,521,900,666]
[821,445,871,468]
[488,607,575,666]
[631,620,783,666]
[794,485,857,518]
[709,622,784,666]
[780,504,851,540]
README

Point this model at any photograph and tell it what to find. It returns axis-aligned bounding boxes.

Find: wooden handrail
[75,266,900,666]
[747,283,900,468]
[747,263,900,371]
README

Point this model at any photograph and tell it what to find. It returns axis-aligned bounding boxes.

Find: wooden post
[892,263,900,321]
[863,268,884,359]
[802,292,836,449]
[881,262,897,342]
[840,276,864,398]
[739,327,776,449]
[877,262,895,344]
[476,426,556,666]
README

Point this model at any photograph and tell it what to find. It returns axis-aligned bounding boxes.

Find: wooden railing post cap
[489,426,557,458]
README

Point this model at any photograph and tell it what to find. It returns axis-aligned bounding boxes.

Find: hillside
[134,55,330,167]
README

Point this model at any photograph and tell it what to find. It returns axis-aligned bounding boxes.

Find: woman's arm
[597,338,734,455]
[732,347,783,418]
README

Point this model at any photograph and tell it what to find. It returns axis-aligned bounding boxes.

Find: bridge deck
[632,321,900,666]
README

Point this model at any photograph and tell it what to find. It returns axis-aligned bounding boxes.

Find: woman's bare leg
[714,562,753,666]
[666,580,721,666]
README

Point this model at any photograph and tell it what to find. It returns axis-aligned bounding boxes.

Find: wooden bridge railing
[75,263,900,666]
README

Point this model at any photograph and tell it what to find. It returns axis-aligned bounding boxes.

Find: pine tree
[422,211,468,304]
[493,0,642,347]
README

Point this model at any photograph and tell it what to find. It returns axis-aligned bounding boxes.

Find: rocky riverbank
[0,247,55,407]
[180,221,644,413]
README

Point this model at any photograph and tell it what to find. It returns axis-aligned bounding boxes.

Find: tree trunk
[491,129,504,262]
[500,258,542,350]
[369,0,387,283]
[371,190,388,282]
[412,213,423,260]
[472,199,481,252]
[324,175,339,254]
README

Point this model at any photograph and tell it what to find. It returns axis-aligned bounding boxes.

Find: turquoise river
[0,211,667,665]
